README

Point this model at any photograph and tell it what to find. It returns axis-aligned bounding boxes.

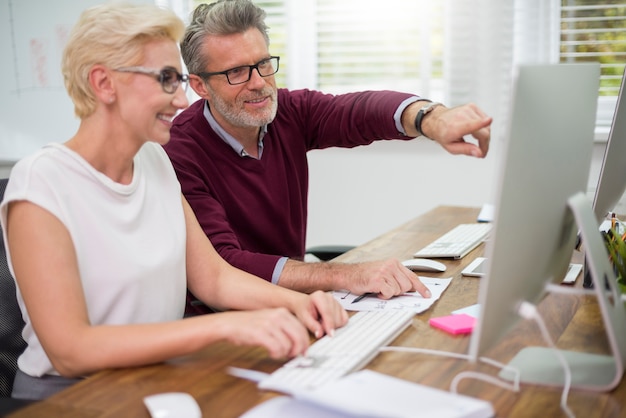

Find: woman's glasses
[114,66,189,94]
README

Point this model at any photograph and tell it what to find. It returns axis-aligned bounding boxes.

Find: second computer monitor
[592,66,626,223]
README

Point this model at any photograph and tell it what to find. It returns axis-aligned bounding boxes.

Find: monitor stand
[498,192,626,392]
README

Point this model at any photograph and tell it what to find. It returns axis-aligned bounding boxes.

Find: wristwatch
[414,101,442,139]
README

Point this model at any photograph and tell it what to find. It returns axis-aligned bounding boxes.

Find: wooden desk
[9,206,624,418]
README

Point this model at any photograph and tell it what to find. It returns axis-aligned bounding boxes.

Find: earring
[109,97,115,104]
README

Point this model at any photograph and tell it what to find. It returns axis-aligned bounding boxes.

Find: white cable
[517,301,576,418]
[381,304,577,418]
[380,346,521,393]
[379,346,470,361]
[451,355,521,394]
[450,368,517,394]
[547,280,626,301]
[450,357,520,393]
[545,270,626,301]
[544,283,596,296]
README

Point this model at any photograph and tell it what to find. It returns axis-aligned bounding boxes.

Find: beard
[207,85,278,128]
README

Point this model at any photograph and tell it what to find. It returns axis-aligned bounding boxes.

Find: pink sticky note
[429,313,476,335]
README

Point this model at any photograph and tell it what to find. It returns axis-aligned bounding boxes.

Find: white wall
[305,140,619,249]
[306,139,497,248]
[0,0,153,161]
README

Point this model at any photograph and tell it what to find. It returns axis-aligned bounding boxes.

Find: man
[165,0,492,315]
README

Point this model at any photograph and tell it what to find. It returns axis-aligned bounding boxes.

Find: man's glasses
[197,56,280,86]
[114,66,189,94]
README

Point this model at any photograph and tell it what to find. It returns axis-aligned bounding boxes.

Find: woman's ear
[89,64,116,104]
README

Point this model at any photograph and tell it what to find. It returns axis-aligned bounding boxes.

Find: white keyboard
[413,223,492,259]
[258,309,415,393]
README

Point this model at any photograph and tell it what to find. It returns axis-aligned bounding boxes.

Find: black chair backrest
[0,178,27,397]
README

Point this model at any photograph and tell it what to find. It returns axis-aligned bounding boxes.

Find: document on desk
[332,277,452,312]
[241,370,494,418]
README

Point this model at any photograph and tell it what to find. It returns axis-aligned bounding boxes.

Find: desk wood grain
[9,206,625,418]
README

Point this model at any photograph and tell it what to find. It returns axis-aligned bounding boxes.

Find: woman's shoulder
[8,144,70,187]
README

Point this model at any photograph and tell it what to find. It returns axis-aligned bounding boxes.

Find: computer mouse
[143,392,202,418]
[402,258,447,272]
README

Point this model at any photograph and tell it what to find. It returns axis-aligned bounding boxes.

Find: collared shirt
[203,102,267,159]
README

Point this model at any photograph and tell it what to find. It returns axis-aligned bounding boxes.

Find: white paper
[452,303,481,318]
[333,277,452,312]
[240,396,351,418]
[242,370,494,418]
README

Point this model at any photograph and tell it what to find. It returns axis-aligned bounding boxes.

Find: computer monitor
[592,66,626,223]
[583,67,626,288]
[468,63,626,392]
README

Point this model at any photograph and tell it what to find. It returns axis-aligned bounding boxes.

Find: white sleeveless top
[0,142,187,377]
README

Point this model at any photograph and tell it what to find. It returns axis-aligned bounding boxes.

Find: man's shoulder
[172,99,205,129]
[168,100,209,143]
[275,88,335,117]
[277,87,327,102]
[165,100,209,159]
[276,88,408,110]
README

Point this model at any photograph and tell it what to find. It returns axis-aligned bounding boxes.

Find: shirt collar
[202,101,267,159]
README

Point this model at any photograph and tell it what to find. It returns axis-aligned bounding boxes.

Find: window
[313,0,444,97]
[187,0,444,97]
[177,0,623,132]
[252,1,288,87]
[561,1,626,96]
[560,1,626,128]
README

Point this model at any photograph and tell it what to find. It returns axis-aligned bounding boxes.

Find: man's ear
[188,75,211,99]
[89,64,116,103]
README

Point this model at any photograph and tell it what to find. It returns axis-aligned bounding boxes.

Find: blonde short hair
[62,2,185,118]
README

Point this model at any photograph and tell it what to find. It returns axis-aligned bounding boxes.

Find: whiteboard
[0,0,151,161]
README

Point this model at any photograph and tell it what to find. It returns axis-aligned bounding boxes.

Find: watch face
[423,102,441,114]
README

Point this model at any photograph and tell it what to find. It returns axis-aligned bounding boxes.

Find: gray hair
[182,0,270,75]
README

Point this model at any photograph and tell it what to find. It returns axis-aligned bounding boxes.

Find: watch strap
[414,101,442,139]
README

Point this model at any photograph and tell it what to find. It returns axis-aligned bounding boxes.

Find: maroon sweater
[165,88,415,312]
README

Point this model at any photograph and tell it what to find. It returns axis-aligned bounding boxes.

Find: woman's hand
[217,308,311,359]
[291,290,349,339]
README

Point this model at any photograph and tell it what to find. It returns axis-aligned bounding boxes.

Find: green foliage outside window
[604,228,626,295]
[561,1,626,96]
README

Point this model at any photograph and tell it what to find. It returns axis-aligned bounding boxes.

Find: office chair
[305,245,355,261]
[0,178,34,414]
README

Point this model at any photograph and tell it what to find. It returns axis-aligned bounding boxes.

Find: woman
[0,2,347,400]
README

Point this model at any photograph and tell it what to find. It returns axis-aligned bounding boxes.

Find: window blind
[181,0,623,131]
[313,0,444,98]
[560,1,626,96]
[444,0,519,135]
[560,1,626,129]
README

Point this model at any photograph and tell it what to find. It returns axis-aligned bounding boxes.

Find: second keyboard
[413,223,492,259]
